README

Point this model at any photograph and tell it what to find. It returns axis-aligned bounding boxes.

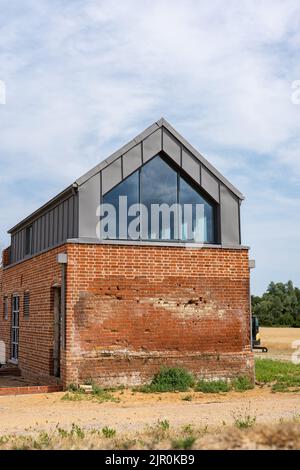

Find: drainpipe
[249,259,256,352]
[57,253,68,350]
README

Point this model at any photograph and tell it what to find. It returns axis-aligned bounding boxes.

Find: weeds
[138,367,195,393]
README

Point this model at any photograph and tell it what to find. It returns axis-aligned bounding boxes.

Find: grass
[196,376,253,393]
[138,367,195,393]
[62,383,120,403]
[255,358,300,392]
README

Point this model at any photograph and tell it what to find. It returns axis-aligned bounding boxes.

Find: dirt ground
[1,327,300,440]
[0,388,300,436]
[255,327,300,361]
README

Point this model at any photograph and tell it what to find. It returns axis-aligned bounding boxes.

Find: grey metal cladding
[122,143,142,178]
[49,210,54,247]
[162,129,181,166]
[63,200,69,240]
[44,213,49,249]
[53,206,58,245]
[220,184,240,245]
[182,149,200,184]
[58,203,63,242]
[68,196,74,237]
[201,166,220,203]
[142,128,162,162]
[101,158,122,195]
[78,173,101,238]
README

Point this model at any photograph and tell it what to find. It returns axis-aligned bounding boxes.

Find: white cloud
[0,0,300,293]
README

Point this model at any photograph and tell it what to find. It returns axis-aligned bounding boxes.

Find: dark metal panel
[202,166,220,202]
[162,129,181,166]
[122,143,142,178]
[220,184,240,245]
[20,229,25,259]
[182,149,200,184]
[33,220,38,253]
[58,203,63,242]
[73,193,79,238]
[40,215,45,251]
[78,173,101,239]
[36,218,41,253]
[53,206,59,245]
[49,210,54,247]
[45,212,49,249]
[68,196,74,238]
[63,199,69,240]
[101,158,122,195]
[15,232,19,262]
[142,128,162,162]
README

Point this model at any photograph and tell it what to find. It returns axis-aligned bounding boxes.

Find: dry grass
[1,420,300,450]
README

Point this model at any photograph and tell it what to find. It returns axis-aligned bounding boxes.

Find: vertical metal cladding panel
[220,184,240,245]
[62,200,69,240]
[44,212,49,249]
[68,196,74,238]
[49,209,54,247]
[33,220,38,254]
[73,193,79,238]
[20,229,25,260]
[78,174,101,238]
[16,231,20,262]
[14,232,18,262]
[40,215,45,251]
[53,206,59,245]
[58,203,63,242]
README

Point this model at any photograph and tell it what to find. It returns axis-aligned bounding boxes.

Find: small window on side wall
[3,296,8,320]
[23,291,30,317]
[25,225,33,256]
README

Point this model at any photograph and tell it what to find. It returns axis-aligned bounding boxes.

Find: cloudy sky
[1,0,300,294]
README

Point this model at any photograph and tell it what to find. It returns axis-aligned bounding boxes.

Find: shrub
[140,367,195,393]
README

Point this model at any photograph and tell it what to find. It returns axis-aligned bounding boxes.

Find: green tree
[251,281,300,327]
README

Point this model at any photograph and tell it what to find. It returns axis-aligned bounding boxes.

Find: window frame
[101,152,220,244]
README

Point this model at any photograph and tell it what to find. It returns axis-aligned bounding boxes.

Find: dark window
[3,296,8,320]
[101,154,217,243]
[23,292,30,317]
[25,225,33,256]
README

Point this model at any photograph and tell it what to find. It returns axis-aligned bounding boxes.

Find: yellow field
[257,327,300,361]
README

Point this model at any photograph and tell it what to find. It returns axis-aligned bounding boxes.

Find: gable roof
[75,118,244,200]
[8,117,244,234]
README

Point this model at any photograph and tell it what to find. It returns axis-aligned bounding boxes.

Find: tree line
[251,281,300,327]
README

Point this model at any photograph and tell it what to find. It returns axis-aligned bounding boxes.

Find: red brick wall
[65,244,254,387]
[0,247,65,383]
[0,243,254,388]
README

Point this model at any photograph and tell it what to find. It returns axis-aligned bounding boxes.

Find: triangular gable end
[76,118,244,204]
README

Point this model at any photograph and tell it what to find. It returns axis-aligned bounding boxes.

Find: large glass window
[101,154,216,243]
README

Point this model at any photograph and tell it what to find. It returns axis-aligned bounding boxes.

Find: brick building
[0,118,254,388]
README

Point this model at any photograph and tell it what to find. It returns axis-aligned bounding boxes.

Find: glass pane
[179,177,215,243]
[102,171,139,239]
[141,156,178,239]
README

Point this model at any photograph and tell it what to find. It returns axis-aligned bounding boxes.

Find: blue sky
[1,0,300,294]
